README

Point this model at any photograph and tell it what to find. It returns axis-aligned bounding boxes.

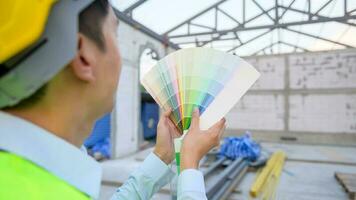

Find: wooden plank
[335,172,356,199]
[249,151,286,198]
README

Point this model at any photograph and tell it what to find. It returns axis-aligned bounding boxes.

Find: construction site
[100,0,356,199]
[0,0,356,200]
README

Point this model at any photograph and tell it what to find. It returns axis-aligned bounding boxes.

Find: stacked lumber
[250,151,286,200]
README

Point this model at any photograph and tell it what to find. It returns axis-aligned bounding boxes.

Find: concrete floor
[99,142,356,200]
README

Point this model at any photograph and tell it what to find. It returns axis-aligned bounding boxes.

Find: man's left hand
[154,109,181,164]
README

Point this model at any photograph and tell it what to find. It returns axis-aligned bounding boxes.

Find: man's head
[69,0,122,116]
[7,0,122,119]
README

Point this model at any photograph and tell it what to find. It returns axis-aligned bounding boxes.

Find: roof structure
[112,0,356,56]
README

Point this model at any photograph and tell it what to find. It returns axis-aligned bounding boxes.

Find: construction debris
[250,151,286,199]
[335,172,356,200]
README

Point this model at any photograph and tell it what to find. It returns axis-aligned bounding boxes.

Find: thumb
[163,108,172,118]
[190,108,200,130]
[209,118,226,134]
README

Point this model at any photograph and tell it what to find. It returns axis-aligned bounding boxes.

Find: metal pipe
[203,157,227,177]
[211,161,249,200]
[206,158,243,198]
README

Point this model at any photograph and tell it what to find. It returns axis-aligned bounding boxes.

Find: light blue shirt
[0,111,207,199]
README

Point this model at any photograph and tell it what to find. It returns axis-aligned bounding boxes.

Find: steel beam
[279,41,310,52]
[163,0,229,35]
[251,40,310,56]
[169,14,356,38]
[275,0,279,24]
[123,0,148,16]
[164,0,356,52]
[252,0,275,22]
[197,32,229,47]
[175,36,237,45]
[190,22,215,31]
[227,29,274,52]
[350,9,356,15]
[117,0,356,55]
[234,32,242,44]
[278,5,356,27]
[251,42,280,56]
[114,10,179,49]
[284,27,355,48]
[314,0,334,16]
[278,0,297,21]
[217,7,240,25]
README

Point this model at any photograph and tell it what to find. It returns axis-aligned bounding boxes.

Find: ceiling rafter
[167,7,356,39]
[251,0,275,22]
[227,29,275,52]
[163,0,229,35]
[123,0,148,16]
[251,41,280,56]
[278,5,356,27]
[283,27,354,48]
[118,0,356,55]
[251,40,309,56]
[167,0,356,54]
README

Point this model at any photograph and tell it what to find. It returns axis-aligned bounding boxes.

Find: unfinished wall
[112,22,356,152]
[111,21,174,158]
[225,49,356,144]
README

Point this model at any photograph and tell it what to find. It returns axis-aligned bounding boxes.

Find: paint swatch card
[141,47,260,132]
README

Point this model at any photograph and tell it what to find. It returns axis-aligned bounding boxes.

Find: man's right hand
[180,109,226,171]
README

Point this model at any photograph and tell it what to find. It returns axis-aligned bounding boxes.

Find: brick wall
[226,49,356,135]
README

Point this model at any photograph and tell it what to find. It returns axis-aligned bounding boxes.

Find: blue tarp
[141,102,159,139]
[219,132,261,161]
[84,113,111,159]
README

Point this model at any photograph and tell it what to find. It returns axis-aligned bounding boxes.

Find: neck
[4,67,101,147]
[5,103,95,147]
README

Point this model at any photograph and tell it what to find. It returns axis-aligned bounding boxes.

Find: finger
[158,109,170,124]
[165,112,178,132]
[190,108,200,130]
[217,123,226,139]
[163,108,172,118]
[170,127,181,138]
[216,124,226,146]
[212,123,225,147]
[208,117,226,133]
[166,118,181,138]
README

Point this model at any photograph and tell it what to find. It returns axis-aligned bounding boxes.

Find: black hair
[79,0,110,51]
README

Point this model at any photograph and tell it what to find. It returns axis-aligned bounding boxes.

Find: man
[0,0,226,199]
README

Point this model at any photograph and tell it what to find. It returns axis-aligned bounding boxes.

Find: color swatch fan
[141,47,260,133]
[141,48,260,174]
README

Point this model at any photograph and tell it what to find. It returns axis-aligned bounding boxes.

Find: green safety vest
[0,151,90,200]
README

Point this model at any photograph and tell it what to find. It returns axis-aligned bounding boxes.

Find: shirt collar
[0,111,102,199]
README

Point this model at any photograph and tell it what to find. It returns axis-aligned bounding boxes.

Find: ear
[70,33,97,83]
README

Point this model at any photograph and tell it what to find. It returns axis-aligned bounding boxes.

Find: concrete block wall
[289,52,356,89]
[227,94,285,131]
[248,56,286,90]
[112,21,356,152]
[289,94,356,133]
[225,49,356,143]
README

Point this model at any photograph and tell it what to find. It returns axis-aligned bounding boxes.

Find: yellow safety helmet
[0,0,94,108]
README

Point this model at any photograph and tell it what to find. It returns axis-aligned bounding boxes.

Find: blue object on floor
[84,113,111,158]
[141,102,159,139]
[90,137,111,159]
[219,131,261,161]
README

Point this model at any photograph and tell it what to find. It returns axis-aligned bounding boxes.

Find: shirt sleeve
[177,169,207,200]
[110,152,175,200]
